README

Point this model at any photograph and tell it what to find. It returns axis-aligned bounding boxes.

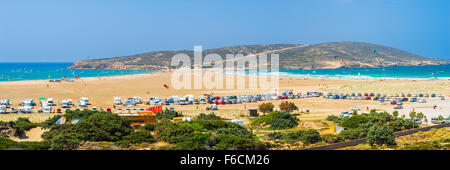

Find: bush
[47,134,81,150]
[143,123,157,131]
[258,102,274,114]
[115,130,156,148]
[191,120,238,131]
[367,125,396,146]
[267,132,285,140]
[339,115,369,129]
[215,135,267,150]
[171,133,216,150]
[41,124,74,141]
[72,112,134,142]
[392,111,399,117]
[14,118,38,131]
[39,115,62,129]
[285,129,322,144]
[339,129,365,140]
[215,126,252,138]
[321,134,344,144]
[269,112,299,129]
[326,115,342,123]
[156,108,183,120]
[195,113,221,120]
[251,111,298,129]
[154,120,194,143]
[279,101,298,112]
[0,137,50,150]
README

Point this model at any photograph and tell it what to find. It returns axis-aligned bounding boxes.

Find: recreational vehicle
[0,105,6,114]
[114,97,122,105]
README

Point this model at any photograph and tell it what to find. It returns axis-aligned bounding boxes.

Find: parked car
[350,106,360,111]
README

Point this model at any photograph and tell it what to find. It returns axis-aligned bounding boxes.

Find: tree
[416,112,424,119]
[279,101,298,113]
[258,103,274,114]
[409,111,416,120]
[438,115,444,121]
[352,110,358,116]
[392,111,399,117]
[367,125,396,146]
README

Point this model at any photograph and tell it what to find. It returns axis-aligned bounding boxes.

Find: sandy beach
[0,71,449,126]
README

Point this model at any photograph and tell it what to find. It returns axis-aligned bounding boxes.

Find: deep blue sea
[0,63,155,82]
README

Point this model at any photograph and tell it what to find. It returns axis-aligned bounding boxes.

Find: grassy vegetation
[341,128,450,150]
[0,137,49,150]
[251,111,299,130]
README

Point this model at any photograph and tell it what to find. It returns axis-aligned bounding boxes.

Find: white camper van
[0,105,7,114]
[114,97,122,105]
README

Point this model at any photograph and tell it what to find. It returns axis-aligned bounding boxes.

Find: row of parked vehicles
[325,92,444,103]
[113,92,322,107]
[326,92,446,99]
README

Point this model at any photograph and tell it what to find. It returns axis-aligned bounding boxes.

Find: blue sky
[0,0,449,62]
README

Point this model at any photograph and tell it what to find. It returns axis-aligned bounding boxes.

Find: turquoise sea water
[0,63,155,82]
[276,65,450,80]
[1,63,449,82]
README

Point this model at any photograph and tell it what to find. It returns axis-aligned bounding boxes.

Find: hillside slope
[68,42,449,70]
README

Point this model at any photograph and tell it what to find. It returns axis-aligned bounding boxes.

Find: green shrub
[39,115,62,129]
[71,112,133,142]
[269,112,299,129]
[143,123,156,131]
[252,111,298,129]
[339,129,365,140]
[321,134,344,144]
[267,132,285,140]
[285,129,321,144]
[47,134,81,150]
[215,126,252,138]
[339,115,369,129]
[41,124,74,141]
[326,115,342,123]
[215,135,267,150]
[195,113,221,120]
[0,137,50,150]
[367,125,396,146]
[14,118,38,131]
[171,133,216,150]
[154,120,194,143]
[156,108,183,120]
[115,130,156,148]
[392,111,399,117]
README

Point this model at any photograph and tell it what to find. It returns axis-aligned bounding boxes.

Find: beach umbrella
[373,49,378,53]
